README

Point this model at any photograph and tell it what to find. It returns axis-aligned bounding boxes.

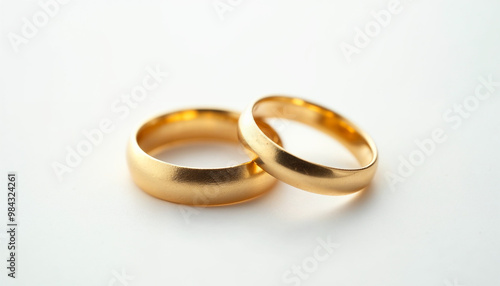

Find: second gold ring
[238,96,378,196]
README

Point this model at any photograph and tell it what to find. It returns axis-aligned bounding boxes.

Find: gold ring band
[127,109,282,206]
[238,96,378,196]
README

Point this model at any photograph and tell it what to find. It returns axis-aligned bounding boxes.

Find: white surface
[1,0,500,285]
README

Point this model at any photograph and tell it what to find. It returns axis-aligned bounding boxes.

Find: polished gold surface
[238,96,378,196]
[127,109,282,206]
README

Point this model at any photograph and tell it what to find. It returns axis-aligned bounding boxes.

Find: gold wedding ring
[127,109,282,206]
[238,96,378,196]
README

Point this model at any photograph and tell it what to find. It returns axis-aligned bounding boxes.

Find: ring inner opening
[253,97,375,166]
[136,109,280,166]
[137,109,241,155]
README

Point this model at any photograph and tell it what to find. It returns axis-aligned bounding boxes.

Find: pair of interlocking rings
[127,96,378,206]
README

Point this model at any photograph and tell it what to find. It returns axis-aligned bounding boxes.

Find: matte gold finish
[127,109,282,206]
[238,96,378,196]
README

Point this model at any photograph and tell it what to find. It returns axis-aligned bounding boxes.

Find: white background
[1,0,500,285]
